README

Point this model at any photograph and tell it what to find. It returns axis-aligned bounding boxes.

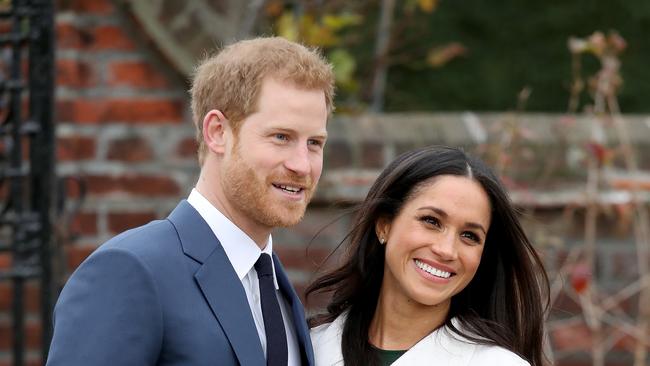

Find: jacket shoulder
[469,344,530,366]
[310,314,346,366]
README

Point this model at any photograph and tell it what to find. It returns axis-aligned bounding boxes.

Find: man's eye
[308,139,323,147]
[275,134,288,141]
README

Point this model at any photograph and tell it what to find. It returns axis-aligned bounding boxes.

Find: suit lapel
[168,201,265,366]
[273,254,315,366]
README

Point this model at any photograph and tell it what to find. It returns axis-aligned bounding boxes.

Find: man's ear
[202,109,230,155]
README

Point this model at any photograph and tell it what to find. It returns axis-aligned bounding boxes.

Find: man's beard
[222,147,315,229]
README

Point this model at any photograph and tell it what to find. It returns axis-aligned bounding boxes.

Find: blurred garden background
[0,0,649,365]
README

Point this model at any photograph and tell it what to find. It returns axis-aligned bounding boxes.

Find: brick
[85,174,180,197]
[105,99,184,123]
[25,283,40,315]
[64,175,85,199]
[56,0,114,14]
[609,177,650,191]
[56,23,133,51]
[0,254,10,269]
[0,360,42,366]
[551,321,592,352]
[0,283,7,312]
[56,58,95,88]
[324,141,352,169]
[57,99,184,124]
[274,247,330,271]
[67,245,97,269]
[57,135,96,160]
[0,282,41,313]
[4,135,32,161]
[70,212,98,236]
[361,141,384,168]
[106,137,154,162]
[107,212,157,234]
[176,137,198,158]
[91,25,135,51]
[0,319,42,350]
[56,23,85,50]
[108,61,169,89]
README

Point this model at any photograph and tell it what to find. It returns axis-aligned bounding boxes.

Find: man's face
[221,78,328,232]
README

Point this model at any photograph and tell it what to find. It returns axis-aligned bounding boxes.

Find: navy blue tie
[255,254,288,366]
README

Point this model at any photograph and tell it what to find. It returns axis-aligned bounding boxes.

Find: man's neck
[195,173,271,249]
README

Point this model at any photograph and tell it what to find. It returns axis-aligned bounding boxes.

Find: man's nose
[284,144,311,176]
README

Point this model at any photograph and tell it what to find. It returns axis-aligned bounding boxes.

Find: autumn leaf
[570,264,591,294]
[586,142,613,166]
[276,12,299,42]
[329,48,357,91]
[426,42,467,68]
[322,13,362,31]
[264,0,284,17]
[418,0,439,13]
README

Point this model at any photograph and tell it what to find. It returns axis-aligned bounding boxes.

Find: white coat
[310,313,530,366]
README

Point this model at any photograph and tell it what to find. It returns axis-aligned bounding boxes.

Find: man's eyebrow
[266,127,328,139]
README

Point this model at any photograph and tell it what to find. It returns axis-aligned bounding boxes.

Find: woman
[306,146,549,366]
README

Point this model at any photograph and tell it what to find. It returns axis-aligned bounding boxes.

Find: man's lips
[272,183,307,195]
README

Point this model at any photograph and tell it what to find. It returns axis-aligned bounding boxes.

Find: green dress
[374,347,408,366]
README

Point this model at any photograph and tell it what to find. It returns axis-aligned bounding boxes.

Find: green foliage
[382,0,650,112]
[268,0,650,112]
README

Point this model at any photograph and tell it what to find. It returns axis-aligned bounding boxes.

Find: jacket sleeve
[46,247,163,366]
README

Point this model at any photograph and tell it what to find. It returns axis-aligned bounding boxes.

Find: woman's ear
[375,216,391,244]
[202,109,230,155]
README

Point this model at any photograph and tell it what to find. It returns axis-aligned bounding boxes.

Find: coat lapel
[168,201,265,366]
[392,319,474,366]
[273,253,315,366]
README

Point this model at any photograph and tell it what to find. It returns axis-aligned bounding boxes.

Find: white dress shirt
[188,189,300,365]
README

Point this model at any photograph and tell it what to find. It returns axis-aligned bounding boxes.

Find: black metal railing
[0,0,56,364]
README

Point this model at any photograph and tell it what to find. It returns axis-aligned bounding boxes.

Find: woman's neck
[368,289,449,350]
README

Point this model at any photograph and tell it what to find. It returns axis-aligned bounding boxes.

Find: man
[47,37,334,366]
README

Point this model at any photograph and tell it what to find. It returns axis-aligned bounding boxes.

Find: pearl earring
[379,237,386,245]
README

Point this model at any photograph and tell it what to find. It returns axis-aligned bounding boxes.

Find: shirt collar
[187,188,278,289]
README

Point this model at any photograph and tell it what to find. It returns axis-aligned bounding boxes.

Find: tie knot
[255,253,274,278]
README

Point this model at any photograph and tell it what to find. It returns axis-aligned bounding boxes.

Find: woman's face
[376,175,491,312]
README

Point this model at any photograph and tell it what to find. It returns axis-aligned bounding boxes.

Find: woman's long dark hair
[306,146,549,366]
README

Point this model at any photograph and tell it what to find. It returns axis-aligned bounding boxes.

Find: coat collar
[168,201,315,366]
[311,313,479,366]
[168,201,266,365]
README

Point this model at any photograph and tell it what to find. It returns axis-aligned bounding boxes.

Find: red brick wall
[0,0,194,364]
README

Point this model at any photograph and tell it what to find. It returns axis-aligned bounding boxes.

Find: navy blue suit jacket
[47,200,315,366]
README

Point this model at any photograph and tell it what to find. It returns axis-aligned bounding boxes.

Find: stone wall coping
[327,112,650,144]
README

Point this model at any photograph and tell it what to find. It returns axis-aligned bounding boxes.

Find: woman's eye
[421,216,441,228]
[461,231,481,244]
[274,133,288,141]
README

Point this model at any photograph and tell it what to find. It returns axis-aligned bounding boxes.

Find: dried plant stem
[584,156,605,366]
[605,93,650,366]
